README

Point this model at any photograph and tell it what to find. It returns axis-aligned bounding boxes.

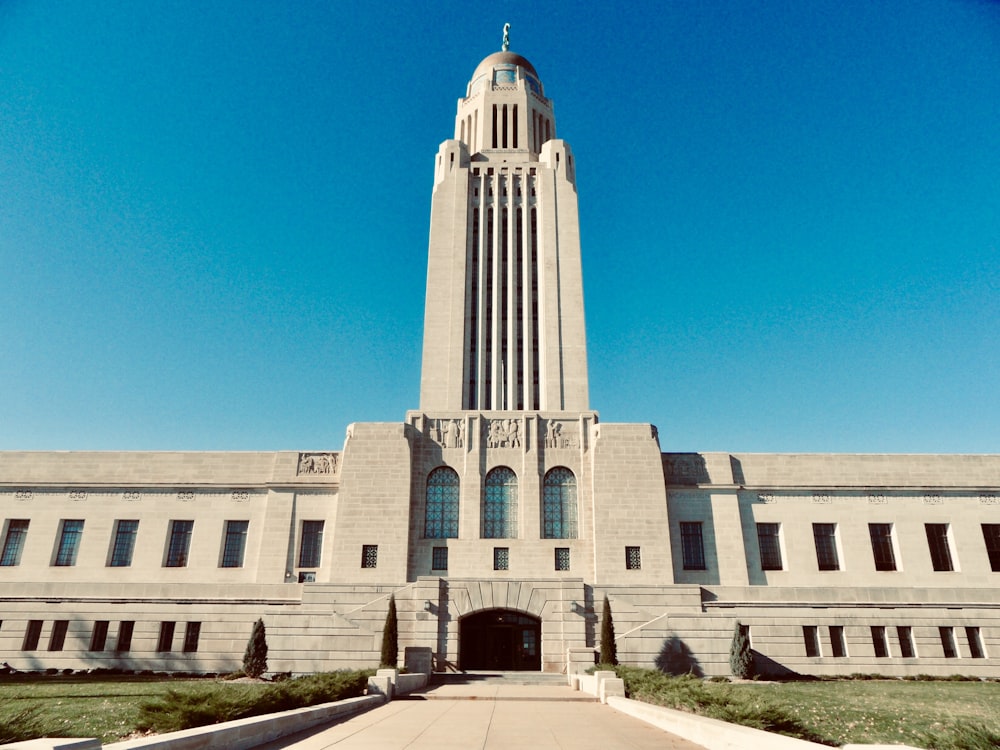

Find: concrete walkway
[253,680,706,750]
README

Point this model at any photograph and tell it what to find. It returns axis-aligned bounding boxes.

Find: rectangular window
[90,620,109,651]
[431,546,448,571]
[966,626,986,659]
[361,544,378,568]
[1,520,29,566]
[829,625,847,657]
[680,522,706,570]
[925,524,954,571]
[109,520,139,567]
[298,571,316,583]
[298,521,324,568]
[157,621,175,652]
[22,620,43,650]
[555,547,570,571]
[48,620,69,651]
[183,622,201,653]
[221,520,249,568]
[871,626,889,658]
[940,626,957,658]
[54,520,84,566]
[897,626,915,658]
[983,524,1000,572]
[164,520,193,567]
[116,621,134,653]
[803,625,820,657]
[756,523,783,570]
[812,523,840,571]
[625,546,641,570]
[869,523,897,571]
[493,546,509,571]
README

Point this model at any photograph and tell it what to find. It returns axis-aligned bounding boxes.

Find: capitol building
[1,38,998,678]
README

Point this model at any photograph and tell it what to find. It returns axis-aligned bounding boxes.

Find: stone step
[429,670,569,686]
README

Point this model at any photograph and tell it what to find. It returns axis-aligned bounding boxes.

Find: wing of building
[2,40,998,678]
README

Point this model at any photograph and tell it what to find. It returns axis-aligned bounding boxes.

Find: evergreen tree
[729,622,755,679]
[243,618,268,678]
[599,595,618,666]
[380,595,399,668]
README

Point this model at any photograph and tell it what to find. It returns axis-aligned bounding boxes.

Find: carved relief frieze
[69,491,87,501]
[231,490,250,502]
[867,494,887,505]
[298,453,337,476]
[177,491,195,502]
[923,494,943,505]
[812,494,831,504]
[543,419,576,449]
[122,491,142,502]
[981,493,998,506]
[484,417,522,449]
[427,418,465,448]
[14,490,32,501]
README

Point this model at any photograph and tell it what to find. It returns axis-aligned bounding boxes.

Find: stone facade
[1,42,998,678]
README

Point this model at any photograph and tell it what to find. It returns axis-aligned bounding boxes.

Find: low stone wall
[1,740,100,750]
[101,695,382,750]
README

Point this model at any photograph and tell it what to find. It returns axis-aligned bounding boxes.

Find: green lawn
[0,674,272,744]
[614,666,1000,749]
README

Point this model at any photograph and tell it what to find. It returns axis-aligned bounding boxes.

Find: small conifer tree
[729,622,754,679]
[380,595,399,668]
[243,618,268,678]
[599,595,618,666]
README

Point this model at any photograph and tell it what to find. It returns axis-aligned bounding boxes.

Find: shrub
[243,618,268,679]
[380,595,398,668]
[729,622,754,679]
[599,595,618,666]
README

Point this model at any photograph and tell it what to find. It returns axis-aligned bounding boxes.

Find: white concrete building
[1,40,998,678]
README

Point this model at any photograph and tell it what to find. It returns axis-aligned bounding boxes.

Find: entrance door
[459,609,541,670]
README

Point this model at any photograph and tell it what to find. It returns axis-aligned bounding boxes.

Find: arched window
[483,467,518,538]
[425,467,460,538]
[543,467,577,539]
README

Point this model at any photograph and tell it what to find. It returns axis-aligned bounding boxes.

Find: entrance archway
[459,609,541,670]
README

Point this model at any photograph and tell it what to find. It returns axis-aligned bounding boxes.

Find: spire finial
[502,23,510,52]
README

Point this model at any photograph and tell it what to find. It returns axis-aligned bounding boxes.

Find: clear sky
[1,0,997,454]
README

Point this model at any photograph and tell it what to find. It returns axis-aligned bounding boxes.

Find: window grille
[542,468,578,539]
[361,544,378,568]
[554,547,570,571]
[625,546,641,570]
[425,468,460,538]
[483,467,517,538]
[493,546,509,571]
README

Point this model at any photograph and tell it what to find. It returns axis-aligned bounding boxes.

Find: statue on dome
[502,23,510,52]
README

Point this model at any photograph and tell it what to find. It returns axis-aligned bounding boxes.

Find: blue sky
[1,0,997,453]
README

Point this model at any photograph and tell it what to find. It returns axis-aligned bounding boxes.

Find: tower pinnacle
[502,23,510,52]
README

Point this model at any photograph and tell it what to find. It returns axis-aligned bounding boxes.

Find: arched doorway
[459,609,541,670]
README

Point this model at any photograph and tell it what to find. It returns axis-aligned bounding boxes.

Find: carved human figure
[454,419,464,448]
[507,419,521,448]
[442,419,455,448]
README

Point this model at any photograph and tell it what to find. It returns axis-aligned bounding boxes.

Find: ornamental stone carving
[543,420,576,449]
[232,490,250,502]
[122,491,142,502]
[298,453,337,475]
[177,491,195,502]
[428,418,465,448]
[69,491,87,501]
[14,490,32,501]
[484,418,521,448]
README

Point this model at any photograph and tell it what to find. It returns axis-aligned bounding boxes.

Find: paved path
[255,682,705,750]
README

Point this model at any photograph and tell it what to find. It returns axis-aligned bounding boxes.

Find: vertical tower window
[157,622,175,652]
[925,524,954,571]
[529,207,539,410]
[869,523,897,571]
[512,104,518,148]
[502,104,508,148]
[542,467,578,539]
[22,620,43,650]
[756,523,783,570]
[484,207,494,409]
[680,522,706,570]
[829,625,847,657]
[54,520,84,566]
[812,523,840,571]
[483,467,518,539]
[164,520,193,567]
[515,206,524,408]
[299,521,324,568]
[221,520,249,568]
[939,626,957,658]
[491,105,498,148]
[1,519,29,566]
[425,467,460,538]
[90,620,109,652]
[966,626,986,658]
[109,520,138,567]
[183,622,201,653]
[116,621,134,653]
[466,206,480,409]
[983,524,1000,571]
[897,626,916,658]
[803,625,820,657]
[871,626,889,658]
[554,547,570,571]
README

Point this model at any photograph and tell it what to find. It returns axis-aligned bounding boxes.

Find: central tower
[419,39,589,412]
